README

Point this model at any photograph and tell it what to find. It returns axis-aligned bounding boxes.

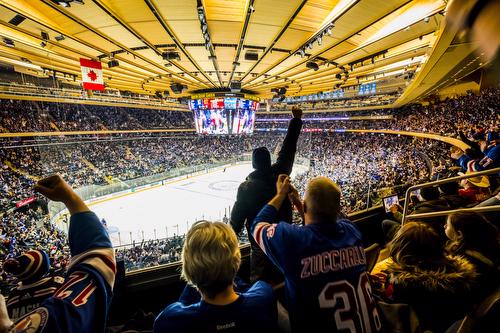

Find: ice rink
[89,162,307,246]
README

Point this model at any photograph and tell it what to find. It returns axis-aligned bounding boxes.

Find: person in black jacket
[231,107,303,284]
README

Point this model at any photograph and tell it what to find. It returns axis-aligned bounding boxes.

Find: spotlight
[335,73,342,80]
[40,41,47,48]
[306,61,319,71]
[326,25,333,36]
[55,34,65,41]
[3,38,14,48]
[317,37,322,46]
[307,43,313,50]
[108,59,119,68]
[423,16,430,23]
[249,5,255,12]
[299,49,305,58]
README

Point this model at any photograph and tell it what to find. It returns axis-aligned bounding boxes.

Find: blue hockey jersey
[12,211,116,333]
[153,280,278,333]
[457,145,500,172]
[252,205,382,333]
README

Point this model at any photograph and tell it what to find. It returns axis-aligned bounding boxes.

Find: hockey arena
[87,162,308,246]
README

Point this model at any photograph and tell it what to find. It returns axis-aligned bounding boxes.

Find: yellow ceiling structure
[0,0,485,105]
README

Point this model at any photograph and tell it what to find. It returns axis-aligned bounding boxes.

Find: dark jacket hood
[387,255,477,295]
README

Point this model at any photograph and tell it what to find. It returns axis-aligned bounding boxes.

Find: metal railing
[402,167,500,223]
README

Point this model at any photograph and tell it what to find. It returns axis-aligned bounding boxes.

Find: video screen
[358,83,376,95]
[190,97,257,135]
[193,109,229,134]
[382,195,399,213]
[233,109,255,134]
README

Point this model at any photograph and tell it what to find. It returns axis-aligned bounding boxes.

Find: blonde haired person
[153,221,278,333]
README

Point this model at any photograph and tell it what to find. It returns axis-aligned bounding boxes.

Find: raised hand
[34,175,89,215]
[276,174,291,198]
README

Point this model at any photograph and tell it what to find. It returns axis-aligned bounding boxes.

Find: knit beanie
[3,250,50,283]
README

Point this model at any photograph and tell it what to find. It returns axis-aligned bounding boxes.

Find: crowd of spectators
[1,133,440,214]
[0,85,498,293]
[0,208,69,294]
[258,86,500,138]
[115,236,185,271]
[295,133,450,213]
[0,99,193,133]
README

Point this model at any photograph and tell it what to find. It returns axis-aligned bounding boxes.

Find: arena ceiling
[0,0,485,104]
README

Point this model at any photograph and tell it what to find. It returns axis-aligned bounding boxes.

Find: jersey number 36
[319,273,382,333]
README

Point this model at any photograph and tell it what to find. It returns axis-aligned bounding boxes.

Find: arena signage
[15,196,36,208]
[190,92,260,102]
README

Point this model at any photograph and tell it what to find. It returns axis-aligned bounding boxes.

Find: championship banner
[15,196,36,208]
[80,58,105,91]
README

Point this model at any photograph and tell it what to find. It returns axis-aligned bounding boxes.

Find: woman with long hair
[375,221,478,332]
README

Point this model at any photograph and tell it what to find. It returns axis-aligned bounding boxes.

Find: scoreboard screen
[190,97,257,135]
[358,83,376,96]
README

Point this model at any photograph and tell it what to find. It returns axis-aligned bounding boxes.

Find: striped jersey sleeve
[13,211,116,333]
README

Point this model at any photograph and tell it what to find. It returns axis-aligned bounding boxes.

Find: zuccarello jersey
[252,204,383,333]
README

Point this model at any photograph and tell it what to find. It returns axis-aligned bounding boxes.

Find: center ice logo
[208,181,240,191]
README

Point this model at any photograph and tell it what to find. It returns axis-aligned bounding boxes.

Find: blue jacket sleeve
[12,211,116,333]
[457,145,500,172]
[252,205,300,272]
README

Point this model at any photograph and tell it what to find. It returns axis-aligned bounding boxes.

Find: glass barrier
[48,155,255,225]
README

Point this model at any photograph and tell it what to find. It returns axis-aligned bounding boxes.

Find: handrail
[406,205,500,220]
[401,167,500,222]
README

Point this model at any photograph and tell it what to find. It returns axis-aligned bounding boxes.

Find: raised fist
[34,174,77,204]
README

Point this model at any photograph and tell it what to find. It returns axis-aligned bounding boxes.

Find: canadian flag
[80,58,105,91]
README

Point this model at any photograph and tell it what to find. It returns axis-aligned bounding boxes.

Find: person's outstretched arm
[452,145,500,172]
[0,175,116,333]
[273,107,303,175]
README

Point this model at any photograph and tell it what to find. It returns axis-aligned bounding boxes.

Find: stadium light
[326,25,333,36]
[3,38,14,48]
